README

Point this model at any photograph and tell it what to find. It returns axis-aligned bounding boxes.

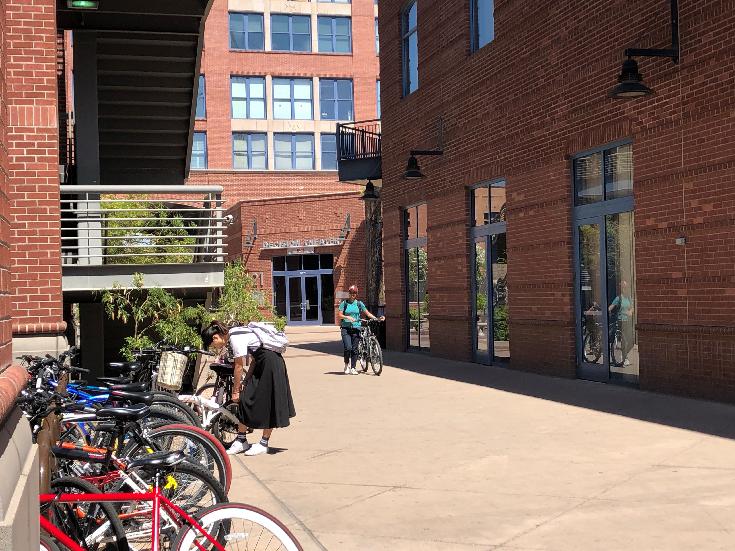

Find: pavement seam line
[233,454,329,551]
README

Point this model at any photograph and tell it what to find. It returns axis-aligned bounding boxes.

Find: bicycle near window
[357,319,384,376]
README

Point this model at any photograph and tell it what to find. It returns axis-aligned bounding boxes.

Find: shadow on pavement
[291,340,735,440]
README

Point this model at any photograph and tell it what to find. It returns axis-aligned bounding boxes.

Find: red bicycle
[40,451,303,551]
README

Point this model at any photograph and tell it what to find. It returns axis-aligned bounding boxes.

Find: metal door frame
[283,272,322,325]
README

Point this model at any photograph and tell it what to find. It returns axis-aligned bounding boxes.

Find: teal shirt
[340,300,366,329]
[611,295,632,321]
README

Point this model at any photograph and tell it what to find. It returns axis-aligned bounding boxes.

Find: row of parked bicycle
[17,342,301,551]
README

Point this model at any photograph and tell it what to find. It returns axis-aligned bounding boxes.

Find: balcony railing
[60,185,226,266]
[336,119,382,183]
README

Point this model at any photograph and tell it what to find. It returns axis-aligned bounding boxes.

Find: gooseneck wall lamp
[610,0,680,99]
[404,119,445,179]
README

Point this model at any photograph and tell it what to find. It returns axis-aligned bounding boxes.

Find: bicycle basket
[156,351,188,391]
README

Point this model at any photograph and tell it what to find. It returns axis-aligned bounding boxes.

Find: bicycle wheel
[121,423,232,494]
[172,502,302,551]
[368,337,383,376]
[140,404,193,430]
[610,330,624,367]
[357,339,368,373]
[151,393,201,427]
[582,327,602,363]
[46,476,129,551]
[39,535,61,551]
[212,401,240,448]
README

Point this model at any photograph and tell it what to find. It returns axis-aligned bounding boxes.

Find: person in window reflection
[337,285,384,375]
[608,279,635,367]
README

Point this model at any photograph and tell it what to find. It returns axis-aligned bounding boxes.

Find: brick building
[187,0,381,323]
[373,0,735,402]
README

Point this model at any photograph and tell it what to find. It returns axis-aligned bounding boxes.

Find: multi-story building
[188,0,382,324]
[361,0,735,403]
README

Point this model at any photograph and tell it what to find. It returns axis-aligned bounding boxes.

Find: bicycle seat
[108,382,148,393]
[127,450,185,471]
[107,361,141,374]
[96,404,149,422]
[108,390,154,405]
[97,376,132,386]
[209,363,234,376]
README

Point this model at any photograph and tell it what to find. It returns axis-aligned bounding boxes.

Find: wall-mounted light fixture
[361,180,380,202]
[404,119,445,179]
[610,0,680,99]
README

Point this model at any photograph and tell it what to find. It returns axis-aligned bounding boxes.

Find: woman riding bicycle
[337,285,384,375]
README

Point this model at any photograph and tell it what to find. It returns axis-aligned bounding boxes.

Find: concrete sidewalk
[226,326,735,550]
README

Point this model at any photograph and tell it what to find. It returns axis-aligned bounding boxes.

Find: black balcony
[337,119,382,184]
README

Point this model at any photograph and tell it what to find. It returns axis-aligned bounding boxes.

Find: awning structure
[57,0,213,185]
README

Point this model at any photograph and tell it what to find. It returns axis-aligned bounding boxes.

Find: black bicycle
[357,319,383,376]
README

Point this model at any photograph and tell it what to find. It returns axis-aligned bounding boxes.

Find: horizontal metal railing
[60,185,227,266]
[337,119,381,161]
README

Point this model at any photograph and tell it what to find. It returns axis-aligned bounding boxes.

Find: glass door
[304,276,321,323]
[287,276,303,323]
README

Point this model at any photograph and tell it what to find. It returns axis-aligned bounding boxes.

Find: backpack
[231,322,288,354]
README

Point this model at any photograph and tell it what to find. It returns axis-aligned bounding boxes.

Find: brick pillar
[0,0,11,370]
[6,0,66,356]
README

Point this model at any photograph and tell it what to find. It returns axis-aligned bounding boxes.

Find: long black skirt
[239,347,296,429]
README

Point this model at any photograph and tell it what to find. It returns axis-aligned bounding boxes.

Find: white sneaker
[350,367,359,375]
[623,359,631,367]
[244,442,268,456]
[227,440,250,455]
[344,363,350,374]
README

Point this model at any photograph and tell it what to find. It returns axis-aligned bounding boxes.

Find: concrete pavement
[226,326,735,550]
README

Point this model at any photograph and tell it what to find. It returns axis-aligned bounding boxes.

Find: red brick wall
[226,191,366,316]
[6,0,64,337]
[0,0,11,370]
[379,0,735,400]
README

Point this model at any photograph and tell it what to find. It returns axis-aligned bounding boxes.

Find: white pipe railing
[60,185,227,266]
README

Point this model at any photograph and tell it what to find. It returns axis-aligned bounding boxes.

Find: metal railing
[337,119,381,161]
[60,185,227,266]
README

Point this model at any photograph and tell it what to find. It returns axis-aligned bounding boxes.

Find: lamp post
[361,181,383,317]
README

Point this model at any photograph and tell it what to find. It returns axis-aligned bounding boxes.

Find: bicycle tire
[150,393,201,427]
[121,423,232,493]
[357,340,368,373]
[369,337,383,376]
[193,383,219,424]
[610,331,624,367]
[141,404,193,429]
[582,329,602,363]
[212,401,240,449]
[47,476,130,551]
[171,502,302,551]
[40,535,61,551]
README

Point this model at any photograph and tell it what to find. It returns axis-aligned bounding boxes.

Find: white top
[228,328,260,359]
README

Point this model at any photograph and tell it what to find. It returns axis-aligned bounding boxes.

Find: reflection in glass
[604,144,633,200]
[473,187,489,227]
[489,181,506,224]
[491,233,509,360]
[606,212,637,379]
[579,223,604,365]
[574,152,603,205]
[407,246,429,349]
[406,208,416,240]
[417,204,427,238]
[474,238,489,356]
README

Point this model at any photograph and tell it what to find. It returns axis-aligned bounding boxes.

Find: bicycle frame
[40,488,225,551]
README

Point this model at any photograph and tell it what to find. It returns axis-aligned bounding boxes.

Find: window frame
[191,132,207,170]
[571,139,634,211]
[230,76,266,120]
[272,78,313,120]
[320,133,337,171]
[319,78,353,121]
[232,132,268,170]
[273,133,315,171]
[402,1,418,96]
[195,75,206,119]
[229,12,265,51]
[271,14,312,52]
[317,15,352,53]
[470,0,495,52]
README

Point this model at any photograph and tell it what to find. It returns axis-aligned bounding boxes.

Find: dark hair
[201,320,227,349]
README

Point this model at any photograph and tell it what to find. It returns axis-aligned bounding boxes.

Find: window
[319,79,353,120]
[471,0,495,51]
[273,78,313,120]
[195,75,206,119]
[404,204,428,350]
[402,2,418,95]
[274,133,314,170]
[375,18,379,55]
[317,16,352,53]
[231,76,266,119]
[191,132,207,169]
[376,80,381,118]
[229,13,264,50]
[233,133,267,170]
[321,133,337,170]
[573,143,633,205]
[271,15,311,52]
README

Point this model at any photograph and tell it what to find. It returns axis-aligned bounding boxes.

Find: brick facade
[5,0,64,340]
[188,0,380,321]
[0,0,10,370]
[379,0,735,401]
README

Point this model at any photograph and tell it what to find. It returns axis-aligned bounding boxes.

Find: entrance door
[273,254,333,326]
[575,212,638,383]
[286,275,322,325]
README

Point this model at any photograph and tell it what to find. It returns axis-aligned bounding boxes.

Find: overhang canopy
[57,0,213,185]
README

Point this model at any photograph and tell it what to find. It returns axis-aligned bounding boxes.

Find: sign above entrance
[262,237,344,250]
[287,247,314,255]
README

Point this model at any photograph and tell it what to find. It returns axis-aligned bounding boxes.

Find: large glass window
[229,12,265,50]
[231,76,266,119]
[405,204,428,350]
[233,133,267,170]
[402,2,418,95]
[574,143,632,205]
[271,14,311,52]
[375,18,379,55]
[471,0,495,51]
[320,134,337,170]
[191,132,207,169]
[273,78,313,120]
[471,181,508,363]
[274,133,314,170]
[318,16,352,53]
[376,80,381,118]
[195,75,206,119]
[319,79,353,121]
